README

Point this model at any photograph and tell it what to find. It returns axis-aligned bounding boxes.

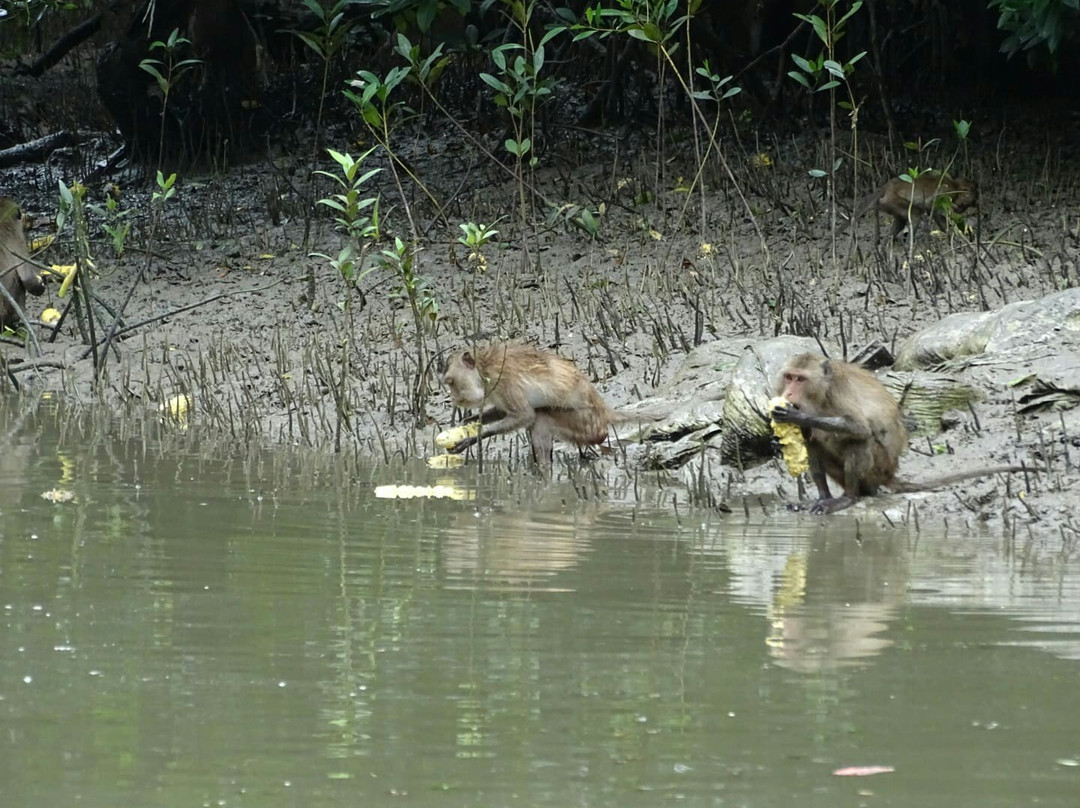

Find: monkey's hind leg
[808,449,871,514]
[528,416,556,476]
[787,443,836,512]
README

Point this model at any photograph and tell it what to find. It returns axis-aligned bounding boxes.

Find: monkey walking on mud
[850,172,978,242]
[770,353,1025,515]
[440,343,657,469]
[0,198,46,331]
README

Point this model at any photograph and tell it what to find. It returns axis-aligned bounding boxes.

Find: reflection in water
[718,528,908,672]
[3,396,1080,808]
[0,401,37,509]
[764,539,905,672]
[440,488,601,592]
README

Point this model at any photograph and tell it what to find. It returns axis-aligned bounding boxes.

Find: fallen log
[0,131,80,168]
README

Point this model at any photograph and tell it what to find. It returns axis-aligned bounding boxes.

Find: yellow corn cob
[435,421,480,449]
[768,396,809,477]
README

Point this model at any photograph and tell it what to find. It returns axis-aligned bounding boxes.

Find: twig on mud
[1,357,68,391]
[80,278,287,360]
[8,359,68,375]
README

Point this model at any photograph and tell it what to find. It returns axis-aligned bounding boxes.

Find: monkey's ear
[822,360,832,377]
[462,351,476,369]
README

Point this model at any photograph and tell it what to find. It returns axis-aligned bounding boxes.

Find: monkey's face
[777,357,827,413]
[442,351,487,409]
[778,370,807,409]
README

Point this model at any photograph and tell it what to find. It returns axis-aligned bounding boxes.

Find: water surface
[1,397,1078,807]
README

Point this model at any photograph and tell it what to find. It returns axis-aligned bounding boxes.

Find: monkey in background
[0,198,45,331]
[771,352,1023,514]
[851,172,977,241]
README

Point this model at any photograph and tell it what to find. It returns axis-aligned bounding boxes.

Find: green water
[1,396,1078,807]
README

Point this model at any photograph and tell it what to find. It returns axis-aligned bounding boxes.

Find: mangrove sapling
[569,5,768,267]
[95,170,178,376]
[288,0,359,303]
[138,29,202,170]
[480,18,561,251]
[380,237,439,422]
[55,181,104,368]
[787,0,867,283]
[393,35,555,217]
[310,146,382,451]
[457,219,503,272]
[87,186,133,258]
[343,65,444,235]
[310,147,383,305]
[342,63,449,424]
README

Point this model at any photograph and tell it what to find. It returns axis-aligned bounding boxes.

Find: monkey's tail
[888,465,1028,493]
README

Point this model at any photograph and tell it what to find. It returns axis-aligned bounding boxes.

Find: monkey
[850,172,978,241]
[771,353,1024,515]
[440,343,655,468]
[0,198,46,331]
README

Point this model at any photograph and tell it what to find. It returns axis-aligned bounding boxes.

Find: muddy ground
[2,101,1079,535]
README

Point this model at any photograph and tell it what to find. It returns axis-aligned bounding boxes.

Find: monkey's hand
[767,397,809,477]
[444,437,477,454]
[769,400,804,425]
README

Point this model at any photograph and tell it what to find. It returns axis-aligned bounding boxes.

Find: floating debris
[374,484,472,500]
[41,489,75,503]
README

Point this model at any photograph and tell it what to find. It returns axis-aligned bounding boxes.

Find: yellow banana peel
[768,396,809,477]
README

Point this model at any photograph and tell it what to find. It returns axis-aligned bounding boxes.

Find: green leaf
[417,0,436,32]
[480,73,511,95]
[823,59,845,78]
[837,1,863,29]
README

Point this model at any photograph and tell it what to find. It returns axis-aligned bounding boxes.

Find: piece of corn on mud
[767,396,809,477]
[435,421,480,449]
